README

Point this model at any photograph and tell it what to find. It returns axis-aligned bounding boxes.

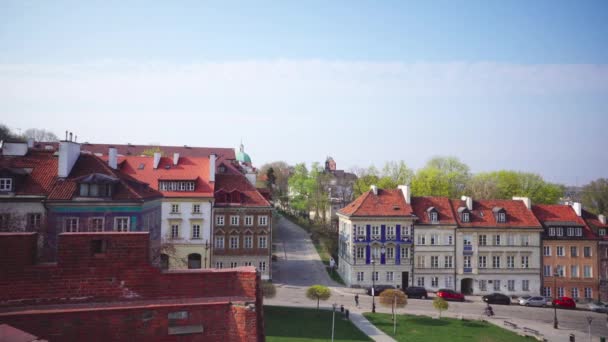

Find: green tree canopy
[306,285,332,309]
[352,162,414,197]
[432,297,449,318]
[580,178,608,215]
[465,170,564,204]
[411,157,470,198]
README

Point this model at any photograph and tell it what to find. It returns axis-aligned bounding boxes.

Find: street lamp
[203,239,210,268]
[553,269,559,329]
[372,260,376,313]
[331,303,337,342]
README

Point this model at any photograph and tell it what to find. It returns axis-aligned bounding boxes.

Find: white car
[519,296,548,307]
[588,302,608,313]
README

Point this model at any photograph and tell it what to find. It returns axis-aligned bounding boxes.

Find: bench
[503,321,518,329]
[523,327,541,336]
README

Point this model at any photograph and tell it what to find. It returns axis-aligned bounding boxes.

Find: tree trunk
[317,297,319,309]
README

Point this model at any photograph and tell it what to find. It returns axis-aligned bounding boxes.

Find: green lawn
[364,313,534,342]
[265,306,372,342]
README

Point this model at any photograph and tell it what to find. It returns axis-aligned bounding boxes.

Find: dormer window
[159,181,196,192]
[600,229,606,236]
[462,212,470,222]
[458,207,470,223]
[492,207,507,223]
[0,178,13,191]
[427,207,439,223]
[76,173,118,198]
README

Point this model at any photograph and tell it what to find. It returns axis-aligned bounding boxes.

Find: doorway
[460,278,473,294]
[402,272,409,289]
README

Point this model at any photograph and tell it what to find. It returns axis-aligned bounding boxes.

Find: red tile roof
[214,174,270,207]
[0,150,57,196]
[118,156,214,198]
[338,189,414,217]
[48,154,162,201]
[582,209,608,240]
[411,197,457,224]
[452,199,542,228]
[532,204,597,239]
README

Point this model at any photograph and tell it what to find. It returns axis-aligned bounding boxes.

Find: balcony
[478,268,540,274]
[463,245,473,255]
[463,267,473,273]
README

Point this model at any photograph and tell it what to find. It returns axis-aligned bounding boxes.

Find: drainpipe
[453,225,457,291]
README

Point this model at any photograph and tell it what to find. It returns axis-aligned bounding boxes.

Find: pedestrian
[354,294,359,307]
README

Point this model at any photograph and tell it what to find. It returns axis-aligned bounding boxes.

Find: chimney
[370,185,378,195]
[572,202,582,217]
[58,135,81,178]
[173,153,180,166]
[599,214,606,225]
[513,196,532,210]
[209,153,216,182]
[398,185,411,204]
[153,152,161,169]
[461,195,473,211]
[108,147,117,169]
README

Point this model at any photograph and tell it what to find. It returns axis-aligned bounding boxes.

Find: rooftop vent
[138,163,145,170]
[393,205,400,211]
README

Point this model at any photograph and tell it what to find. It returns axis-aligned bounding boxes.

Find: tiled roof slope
[119,156,214,198]
[582,209,608,240]
[411,197,457,224]
[451,199,542,228]
[532,204,597,239]
[0,150,57,196]
[338,189,414,217]
[48,154,162,201]
[214,174,271,207]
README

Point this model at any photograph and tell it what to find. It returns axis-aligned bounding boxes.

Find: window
[463,256,471,268]
[356,247,365,259]
[584,266,592,278]
[160,254,169,270]
[521,256,529,268]
[431,256,439,268]
[492,256,501,268]
[463,235,472,245]
[215,236,224,249]
[543,287,551,297]
[258,261,267,272]
[567,227,575,236]
[258,235,267,249]
[507,235,515,246]
[27,213,42,229]
[386,247,394,259]
[90,217,104,232]
[244,216,253,226]
[216,215,225,226]
[187,254,201,269]
[557,246,564,256]
[244,235,253,248]
[357,272,364,282]
[446,235,453,245]
[192,204,201,213]
[171,224,179,239]
[584,246,592,257]
[416,256,425,268]
[244,261,252,266]
[585,288,593,299]
[386,226,395,238]
[461,212,470,223]
[521,235,529,246]
[372,272,379,281]
[386,271,394,282]
[230,236,239,249]
[64,217,79,232]
[570,288,578,299]
[258,216,268,226]
[215,261,223,269]
[544,265,552,276]
[401,225,410,236]
[600,229,606,236]
[556,265,565,277]
[493,280,501,291]
[508,280,515,291]
[230,216,239,226]
[576,228,582,236]
[507,256,514,268]
[171,204,180,213]
[0,178,12,191]
[543,246,551,256]
[192,224,201,239]
[230,262,238,268]
[479,256,487,268]
[570,246,578,257]
[479,280,487,291]
[444,256,453,268]
[522,280,530,291]
[479,235,487,246]
[570,265,579,278]
[497,212,506,223]
[557,228,563,237]
[549,227,556,236]
[557,287,564,297]
[159,181,195,192]
[445,276,453,288]
[417,277,425,287]
[430,211,438,223]
[416,234,426,245]
[0,214,9,228]
[430,234,438,245]
[371,226,380,237]
[431,276,439,287]
[494,235,501,246]
[372,246,381,260]
[356,225,366,237]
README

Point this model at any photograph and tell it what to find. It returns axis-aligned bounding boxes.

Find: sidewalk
[349,311,396,342]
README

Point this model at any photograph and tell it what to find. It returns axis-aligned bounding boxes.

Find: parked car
[543,296,553,305]
[588,301,608,313]
[403,286,428,299]
[552,296,576,309]
[482,293,511,305]
[519,296,548,307]
[366,285,396,296]
[436,289,465,302]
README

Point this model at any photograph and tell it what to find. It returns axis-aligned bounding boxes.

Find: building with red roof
[582,210,608,301]
[532,203,599,301]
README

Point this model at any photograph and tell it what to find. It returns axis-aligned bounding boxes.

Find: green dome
[236,143,252,163]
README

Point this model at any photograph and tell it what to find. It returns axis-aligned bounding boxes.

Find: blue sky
[1,1,607,185]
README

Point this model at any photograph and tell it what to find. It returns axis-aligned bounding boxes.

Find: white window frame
[114,217,130,232]
[522,280,530,291]
[89,217,104,232]
[64,217,79,232]
[492,255,501,268]
[244,216,253,226]
[557,246,564,256]
[192,224,201,239]
[493,280,501,291]
[215,235,225,249]
[0,178,12,191]
[479,279,487,291]
[230,215,239,226]
[431,276,439,287]
[508,279,515,291]
[521,256,529,268]
[192,204,201,214]
[506,255,514,268]
[584,265,592,278]
[386,271,394,282]
[444,255,453,268]
[543,265,552,276]
[543,246,551,256]
[479,235,487,246]
[170,204,180,213]
[463,256,471,268]
[170,224,179,239]
[356,247,365,259]
[216,215,225,226]
[479,256,487,268]
[357,272,364,282]
[258,215,268,226]
[230,235,239,249]
[244,235,253,249]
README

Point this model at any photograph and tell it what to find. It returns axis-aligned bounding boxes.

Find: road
[268,214,608,341]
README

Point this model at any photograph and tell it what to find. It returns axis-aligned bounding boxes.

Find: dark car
[482,293,511,305]
[403,286,428,299]
[366,285,396,296]
[436,289,465,302]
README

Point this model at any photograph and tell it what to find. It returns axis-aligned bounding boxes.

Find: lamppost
[331,303,337,342]
[203,239,210,268]
[372,260,376,313]
[553,269,559,329]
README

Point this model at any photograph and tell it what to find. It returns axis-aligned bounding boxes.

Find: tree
[262,281,276,299]
[411,157,470,198]
[580,178,608,215]
[465,170,564,204]
[306,285,331,309]
[287,163,313,213]
[141,146,163,157]
[0,124,21,141]
[23,128,59,142]
[379,289,407,335]
[433,297,449,318]
[352,162,414,197]
[265,167,276,189]
[258,161,292,206]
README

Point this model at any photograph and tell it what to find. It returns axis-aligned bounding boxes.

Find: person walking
[354,294,359,307]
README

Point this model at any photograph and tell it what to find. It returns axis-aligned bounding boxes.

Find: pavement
[269,214,608,341]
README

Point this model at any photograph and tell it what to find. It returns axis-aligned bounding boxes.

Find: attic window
[138,163,145,170]
[219,165,226,173]
[393,205,400,211]
[426,207,438,223]
[0,178,13,191]
[461,212,470,223]
[79,183,113,197]
[600,229,606,236]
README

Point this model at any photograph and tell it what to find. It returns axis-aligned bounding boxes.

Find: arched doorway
[160,254,169,270]
[187,253,202,269]
[461,278,473,295]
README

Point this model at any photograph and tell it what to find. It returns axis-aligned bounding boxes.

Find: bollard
[345,309,350,320]
[569,333,575,342]
[341,305,344,313]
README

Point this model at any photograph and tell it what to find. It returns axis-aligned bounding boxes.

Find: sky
[1,0,607,185]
